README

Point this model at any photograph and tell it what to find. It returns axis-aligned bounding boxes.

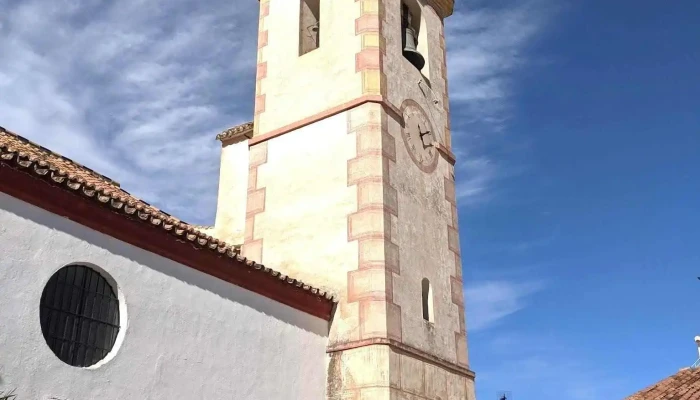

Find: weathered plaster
[389,111,461,364]
[250,111,359,345]
[383,0,450,149]
[0,193,328,400]
[254,0,365,137]
[212,137,249,245]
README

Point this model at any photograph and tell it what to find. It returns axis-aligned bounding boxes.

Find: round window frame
[39,263,127,369]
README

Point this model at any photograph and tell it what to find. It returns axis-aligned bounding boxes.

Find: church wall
[254,0,364,137]
[243,110,363,346]
[213,137,249,245]
[388,109,464,365]
[389,347,477,399]
[0,193,329,400]
[327,343,476,400]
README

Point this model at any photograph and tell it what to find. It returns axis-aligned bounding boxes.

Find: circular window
[39,264,121,367]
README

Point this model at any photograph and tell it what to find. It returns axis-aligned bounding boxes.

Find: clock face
[401,102,438,172]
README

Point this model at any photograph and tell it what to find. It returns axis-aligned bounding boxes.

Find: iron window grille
[39,264,120,367]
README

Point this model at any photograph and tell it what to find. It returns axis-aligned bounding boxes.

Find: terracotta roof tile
[0,128,166,216]
[0,126,336,307]
[215,122,253,142]
[626,367,700,400]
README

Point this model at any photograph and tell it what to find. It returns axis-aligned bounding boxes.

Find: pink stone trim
[445,173,469,368]
[245,188,266,217]
[253,1,270,137]
[345,103,402,343]
[438,21,453,150]
[444,177,456,205]
[249,95,401,146]
[257,30,268,48]
[259,2,269,17]
[450,276,464,307]
[256,62,267,79]
[355,49,383,72]
[355,14,381,34]
[326,338,476,379]
[447,226,460,255]
[242,141,268,263]
[254,94,266,115]
[435,142,456,165]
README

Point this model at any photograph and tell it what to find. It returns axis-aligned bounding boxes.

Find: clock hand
[418,124,432,148]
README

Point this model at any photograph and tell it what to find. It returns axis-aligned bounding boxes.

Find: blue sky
[1,1,699,399]
[455,1,700,399]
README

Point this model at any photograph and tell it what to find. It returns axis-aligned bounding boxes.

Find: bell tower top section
[251,0,456,151]
[256,0,455,17]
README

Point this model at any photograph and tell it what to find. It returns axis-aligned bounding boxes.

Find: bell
[403,26,425,71]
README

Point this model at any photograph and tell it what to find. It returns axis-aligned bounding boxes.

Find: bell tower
[233,0,476,398]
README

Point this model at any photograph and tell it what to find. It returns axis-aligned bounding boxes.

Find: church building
[0,0,476,399]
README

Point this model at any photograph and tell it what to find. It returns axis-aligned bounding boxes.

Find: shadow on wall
[0,387,17,400]
[1,194,329,337]
[0,389,58,400]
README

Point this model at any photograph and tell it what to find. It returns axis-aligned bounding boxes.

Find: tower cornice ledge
[428,0,455,18]
[256,0,454,19]
[327,338,476,379]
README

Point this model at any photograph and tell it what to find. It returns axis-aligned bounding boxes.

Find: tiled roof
[0,128,164,215]
[215,122,253,142]
[0,126,335,306]
[626,367,700,399]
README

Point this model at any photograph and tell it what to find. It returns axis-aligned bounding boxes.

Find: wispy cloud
[447,0,552,126]
[476,332,630,400]
[1,0,551,221]
[477,227,562,255]
[452,150,497,205]
[446,0,554,204]
[465,279,544,331]
[0,0,258,223]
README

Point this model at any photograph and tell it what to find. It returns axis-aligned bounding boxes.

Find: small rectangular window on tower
[299,0,320,55]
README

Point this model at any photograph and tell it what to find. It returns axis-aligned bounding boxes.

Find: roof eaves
[215,122,254,142]
[0,126,337,317]
[625,367,700,399]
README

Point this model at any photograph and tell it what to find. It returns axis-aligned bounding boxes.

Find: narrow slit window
[299,0,320,55]
[421,278,434,323]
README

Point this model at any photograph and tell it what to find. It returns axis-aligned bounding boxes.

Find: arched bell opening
[401,0,430,78]
[299,0,321,56]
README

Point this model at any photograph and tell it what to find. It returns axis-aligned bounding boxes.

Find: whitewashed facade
[0,192,329,400]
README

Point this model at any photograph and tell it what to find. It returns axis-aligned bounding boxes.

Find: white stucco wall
[0,192,328,400]
[213,138,250,245]
[256,0,363,137]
